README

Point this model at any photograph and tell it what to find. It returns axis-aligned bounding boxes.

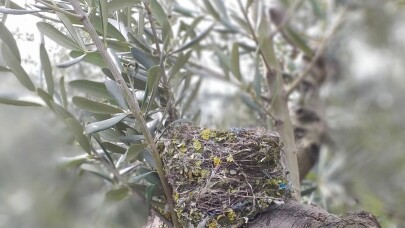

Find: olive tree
[0,0,381,227]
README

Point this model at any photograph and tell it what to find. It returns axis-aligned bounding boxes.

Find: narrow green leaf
[170,51,191,78]
[212,0,236,31]
[37,88,53,108]
[150,0,169,27]
[39,88,71,121]
[129,183,164,197]
[99,129,121,142]
[171,25,214,54]
[119,135,145,143]
[127,33,151,53]
[107,0,141,11]
[137,7,145,38]
[50,100,75,120]
[253,57,262,96]
[56,12,85,50]
[56,54,85,68]
[58,154,89,167]
[102,68,115,80]
[65,118,91,153]
[145,185,156,205]
[142,65,160,110]
[105,187,130,202]
[283,27,313,57]
[37,22,81,50]
[105,80,128,109]
[60,76,68,108]
[148,119,159,133]
[173,3,194,17]
[106,40,130,52]
[0,8,41,15]
[89,16,126,42]
[69,80,111,99]
[258,16,278,68]
[0,97,41,107]
[70,51,106,68]
[240,93,262,114]
[230,13,250,33]
[80,163,113,182]
[102,142,126,154]
[202,0,220,20]
[0,21,21,63]
[0,66,11,72]
[126,143,147,161]
[99,0,108,45]
[181,16,204,43]
[142,149,156,169]
[107,48,123,73]
[40,44,54,96]
[92,135,115,167]
[4,1,25,10]
[175,76,191,107]
[231,43,242,81]
[72,96,123,114]
[214,46,231,76]
[138,167,162,187]
[150,0,173,40]
[129,171,155,183]
[1,45,35,91]
[84,113,128,134]
[130,47,157,70]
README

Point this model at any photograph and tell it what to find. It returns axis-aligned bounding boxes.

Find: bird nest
[158,123,291,227]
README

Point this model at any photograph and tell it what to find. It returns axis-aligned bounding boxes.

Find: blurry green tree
[0,0,392,227]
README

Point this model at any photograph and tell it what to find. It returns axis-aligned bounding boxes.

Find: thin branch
[67,1,180,227]
[143,1,177,122]
[237,0,271,71]
[143,2,161,56]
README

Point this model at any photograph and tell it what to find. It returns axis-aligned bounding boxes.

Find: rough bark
[292,57,328,181]
[250,200,381,228]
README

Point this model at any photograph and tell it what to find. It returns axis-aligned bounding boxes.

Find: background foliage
[0,0,404,227]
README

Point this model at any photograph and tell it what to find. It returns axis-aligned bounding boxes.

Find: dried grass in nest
[158,123,291,227]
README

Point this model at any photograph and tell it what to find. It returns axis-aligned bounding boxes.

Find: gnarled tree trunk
[251,200,381,228]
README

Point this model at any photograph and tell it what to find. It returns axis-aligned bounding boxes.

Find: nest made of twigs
[158,123,291,227]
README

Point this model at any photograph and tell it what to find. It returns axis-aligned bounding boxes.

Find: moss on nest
[158,123,291,227]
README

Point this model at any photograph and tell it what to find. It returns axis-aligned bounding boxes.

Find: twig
[142,1,178,122]
[237,0,279,121]
[67,1,180,227]
[236,0,271,71]
[143,2,161,56]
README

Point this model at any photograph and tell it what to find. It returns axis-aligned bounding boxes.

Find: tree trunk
[250,200,381,228]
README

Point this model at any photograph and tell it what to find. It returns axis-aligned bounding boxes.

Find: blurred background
[1,1,405,227]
